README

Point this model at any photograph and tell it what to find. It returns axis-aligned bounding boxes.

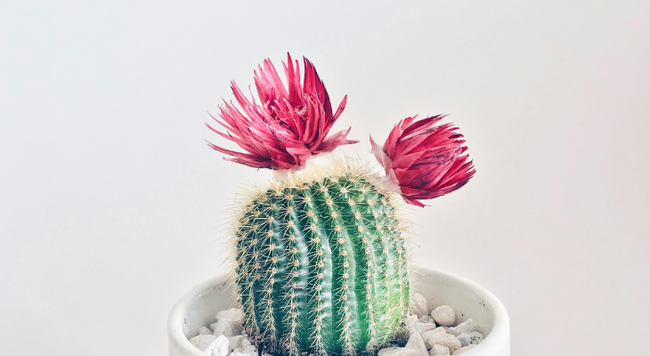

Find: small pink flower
[207,54,357,170]
[370,115,475,207]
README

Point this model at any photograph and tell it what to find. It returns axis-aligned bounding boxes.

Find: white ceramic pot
[168,267,510,356]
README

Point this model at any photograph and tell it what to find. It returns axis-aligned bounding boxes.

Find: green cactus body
[234,165,409,356]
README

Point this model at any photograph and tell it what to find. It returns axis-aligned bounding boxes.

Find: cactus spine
[234,165,409,356]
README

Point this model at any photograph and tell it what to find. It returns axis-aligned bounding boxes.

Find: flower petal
[371,116,475,206]
[207,54,357,170]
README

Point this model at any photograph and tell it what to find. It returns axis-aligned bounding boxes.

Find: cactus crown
[232,160,410,356]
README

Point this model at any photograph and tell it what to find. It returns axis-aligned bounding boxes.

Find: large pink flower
[207,54,357,170]
[370,115,475,207]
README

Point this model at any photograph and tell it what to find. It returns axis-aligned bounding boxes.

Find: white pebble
[209,322,219,332]
[213,318,240,336]
[419,315,434,324]
[408,321,437,336]
[404,314,419,326]
[216,308,245,324]
[430,344,450,355]
[405,332,428,356]
[451,345,476,355]
[228,335,244,352]
[423,332,461,353]
[432,327,446,334]
[447,319,478,336]
[209,335,230,356]
[378,347,423,356]
[456,332,483,347]
[240,338,257,354]
[411,293,429,317]
[230,352,256,356]
[431,305,455,326]
[189,335,217,354]
[421,329,442,343]
[199,326,213,335]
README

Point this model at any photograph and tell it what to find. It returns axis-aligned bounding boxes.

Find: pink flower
[370,115,475,207]
[207,54,357,170]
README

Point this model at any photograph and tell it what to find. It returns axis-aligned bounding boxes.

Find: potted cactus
[168,54,510,356]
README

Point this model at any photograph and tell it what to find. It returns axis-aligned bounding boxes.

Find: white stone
[419,315,434,324]
[213,318,240,336]
[447,319,478,336]
[210,322,219,332]
[408,321,437,336]
[230,352,256,356]
[423,332,461,353]
[378,347,423,356]
[405,332,428,356]
[404,314,419,326]
[456,332,483,347]
[240,338,257,353]
[190,335,217,354]
[216,308,245,324]
[430,344,450,355]
[431,305,455,326]
[411,293,429,317]
[451,345,476,355]
[228,335,244,352]
[208,335,230,356]
[198,326,213,335]
[421,328,445,344]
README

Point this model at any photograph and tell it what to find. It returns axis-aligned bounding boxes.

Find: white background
[1,1,649,355]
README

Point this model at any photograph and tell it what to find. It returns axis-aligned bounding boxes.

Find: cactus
[208,54,475,356]
[234,164,409,355]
